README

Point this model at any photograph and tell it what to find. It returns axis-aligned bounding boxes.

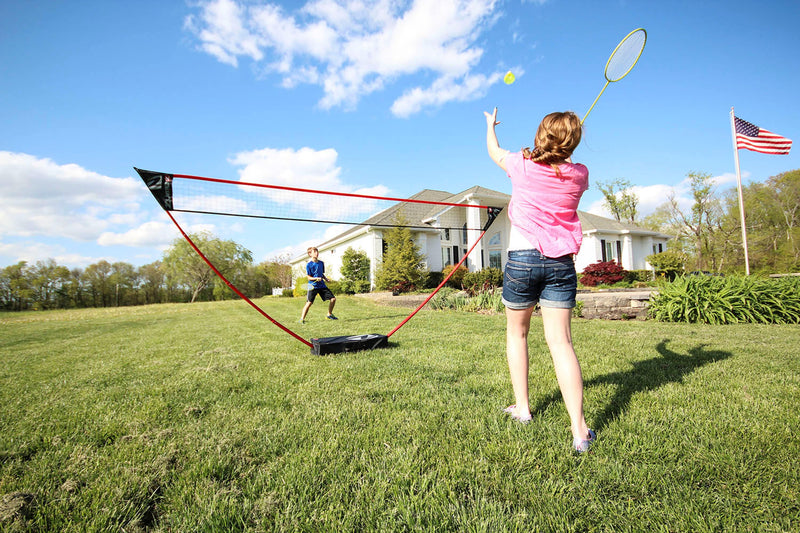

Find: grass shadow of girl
[530,339,732,433]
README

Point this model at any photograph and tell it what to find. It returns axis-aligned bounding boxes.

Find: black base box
[310,334,389,355]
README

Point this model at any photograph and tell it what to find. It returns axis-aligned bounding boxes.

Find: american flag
[734,116,792,155]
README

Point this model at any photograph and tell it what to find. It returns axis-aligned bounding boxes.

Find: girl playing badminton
[483,107,595,453]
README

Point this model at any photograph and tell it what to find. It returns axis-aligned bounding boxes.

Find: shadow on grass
[531,339,732,433]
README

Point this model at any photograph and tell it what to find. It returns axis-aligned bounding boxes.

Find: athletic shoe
[298,319,305,324]
[326,315,338,320]
[503,405,532,424]
[573,429,596,454]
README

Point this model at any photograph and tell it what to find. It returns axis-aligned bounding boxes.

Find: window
[442,228,450,241]
[652,243,664,254]
[462,223,468,245]
[489,250,502,269]
[488,232,502,269]
[442,247,452,266]
[602,239,619,262]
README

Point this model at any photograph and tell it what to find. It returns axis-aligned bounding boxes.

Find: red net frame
[136,168,502,350]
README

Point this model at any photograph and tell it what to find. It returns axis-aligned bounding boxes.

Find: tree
[597,178,639,223]
[29,259,71,310]
[260,253,293,290]
[162,232,253,303]
[138,261,165,305]
[733,169,800,272]
[0,261,32,311]
[339,247,371,293]
[657,172,724,272]
[83,260,113,307]
[109,261,137,307]
[374,216,427,291]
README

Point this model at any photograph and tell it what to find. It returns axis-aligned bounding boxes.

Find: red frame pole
[165,210,313,348]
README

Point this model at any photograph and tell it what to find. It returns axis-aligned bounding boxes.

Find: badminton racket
[581,28,647,124]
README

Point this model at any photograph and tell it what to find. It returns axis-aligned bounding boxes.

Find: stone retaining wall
[577,290,654,320]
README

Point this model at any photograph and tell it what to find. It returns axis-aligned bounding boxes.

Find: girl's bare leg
[505,306,535,418]
[540,307,590,441]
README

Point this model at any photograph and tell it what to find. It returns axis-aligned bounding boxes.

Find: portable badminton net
[136,168,502,355]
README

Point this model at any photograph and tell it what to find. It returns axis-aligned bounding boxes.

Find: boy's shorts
[307,287,335,303]
[501,249,577,310]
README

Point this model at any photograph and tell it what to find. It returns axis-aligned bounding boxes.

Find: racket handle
[581,80,610,125]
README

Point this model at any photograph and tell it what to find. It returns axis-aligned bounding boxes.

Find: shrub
[340,279,371,294]
[391,280,417,294]
[293,276,308,297]
[340,248,370,294]
[462,267,503,294]
[293,276,341,296]
[649,275,800,324]
[424,271,444,289]
[646,250,686,281]
[374,218,427,290]
[580,261,627,287]
[442,265,468,288]
[282,288,293,297]
[625,269,654,284]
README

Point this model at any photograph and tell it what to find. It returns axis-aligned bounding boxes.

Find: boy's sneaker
[326,314,338,320]
[298,319,305,324]
[573,429,596,454]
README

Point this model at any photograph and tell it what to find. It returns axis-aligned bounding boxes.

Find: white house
[290,186,671,287]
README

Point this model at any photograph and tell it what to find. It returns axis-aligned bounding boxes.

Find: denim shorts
[502,249,578,310]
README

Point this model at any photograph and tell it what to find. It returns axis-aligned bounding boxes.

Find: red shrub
[580,260,627,287]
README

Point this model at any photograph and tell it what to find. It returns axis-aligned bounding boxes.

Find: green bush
[442,265,468,288]
[462,267,503,293]
[424,271,444,289]
[340,248,371,294]
[646,250,686,281]
[429,287,503,313]
[293,276,308,297]
[282,288,294,297]
[340,279,371,294]
[625,269,654,283]
[293,276,341,297]
[649,275,800,324]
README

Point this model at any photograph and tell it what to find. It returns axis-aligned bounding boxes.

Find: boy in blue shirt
[299,246,337,323]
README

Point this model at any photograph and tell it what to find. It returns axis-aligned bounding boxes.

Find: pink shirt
[505,151,589,258]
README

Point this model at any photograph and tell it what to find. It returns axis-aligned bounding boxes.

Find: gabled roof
[311,189,452,253]
[578,211,670,237]
[304,186,670,259]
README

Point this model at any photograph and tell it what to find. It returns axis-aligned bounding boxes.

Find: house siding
[290,187,671,288]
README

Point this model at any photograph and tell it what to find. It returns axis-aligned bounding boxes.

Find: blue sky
[2,0,799,268]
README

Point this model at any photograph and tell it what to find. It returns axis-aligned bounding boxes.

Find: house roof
[577,211,671,238]
[297,186,671,261]
[295,189,454,261]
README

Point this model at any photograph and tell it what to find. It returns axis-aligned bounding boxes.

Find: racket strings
[605,29,646,82]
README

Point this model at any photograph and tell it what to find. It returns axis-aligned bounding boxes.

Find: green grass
[1,296,798,532]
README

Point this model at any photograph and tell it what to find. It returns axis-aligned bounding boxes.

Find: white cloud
[186,0,506,115]
[228,146,390,220]
[97,221,179,247]
[0,151,144,241]
[586,173,740,220]
[0,240,112,268]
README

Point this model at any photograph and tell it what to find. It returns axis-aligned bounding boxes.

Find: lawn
[1,296,798,531]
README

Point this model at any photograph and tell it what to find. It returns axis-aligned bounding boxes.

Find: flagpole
[730,107,751,275]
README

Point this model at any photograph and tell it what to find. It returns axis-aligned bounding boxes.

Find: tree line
[0,231,293,312]
[599,168,800,275]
